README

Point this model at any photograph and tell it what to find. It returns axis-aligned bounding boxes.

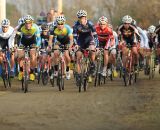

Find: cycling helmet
[98,16,108,24]
[18,17,24,25]
[132,19,137,26]
[24,15,34,23]
[108,24,113,29]
[77,10,87,18]
[122,15,132,24]
[41,23,49,31]
[148,25,156,33]
[1,19,10,27]
[56,15,66,24]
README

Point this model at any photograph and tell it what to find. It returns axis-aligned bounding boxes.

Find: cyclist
[95,16,116,77]
[17,15,41,81]
[108,23,118,77]
[147,25,156,49]
[40,23,50,49]
[132,19,149,69]
[49,15,73,80]
[118,15,139,72]
[38,23,51,73]
[0,19,15,77]
[10,17,25,48]
[73,10,99,82]
[145,25,157,74]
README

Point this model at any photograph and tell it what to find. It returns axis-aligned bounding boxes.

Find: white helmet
[1,19,10,27]
[122,15,132,24]
[77,10,87,18]
[148,25,156,33]
[132,19,137,26]
[18,17,24,25]
[98,16,108,24]
[56,15,66,24]
[24,15,34,23]
[108,24,113,29]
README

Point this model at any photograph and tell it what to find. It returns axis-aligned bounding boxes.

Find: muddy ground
[0,71,160,130]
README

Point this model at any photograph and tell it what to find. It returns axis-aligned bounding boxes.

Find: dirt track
[0,71,160,130]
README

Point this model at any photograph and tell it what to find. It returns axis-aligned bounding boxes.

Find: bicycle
[37,48,50,85]
[122,44,138,86]
[75,48,91,92]
[94,48,106,87]
[18,45,30,93]
[50,45,67,91]
[0,47,11,88]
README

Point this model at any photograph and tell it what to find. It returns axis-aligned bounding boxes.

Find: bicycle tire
[42,71,48,86]
[78,74,82,92]
[24,71,28,93]
[37,71,41,84]
[83,78,87,91]
[123,71,130,86]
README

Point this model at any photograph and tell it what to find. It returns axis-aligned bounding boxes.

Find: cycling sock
[103,66,107,71]
[54,65,58,71]
[66,66,69,72]
[11,68,14,72]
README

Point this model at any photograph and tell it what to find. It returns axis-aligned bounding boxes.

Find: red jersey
[95,24,115,47]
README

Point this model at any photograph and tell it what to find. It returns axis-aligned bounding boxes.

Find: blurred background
[4,0,160,28]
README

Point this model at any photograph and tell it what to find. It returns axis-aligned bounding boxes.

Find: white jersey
[8,25,21,49]
[113,31,118,47]
[137,27,148,48]
[143,30,150,49]
[0,26,14,49]
[0,26,14,39]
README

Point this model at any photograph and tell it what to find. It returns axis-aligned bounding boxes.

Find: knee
[89,45,96,51]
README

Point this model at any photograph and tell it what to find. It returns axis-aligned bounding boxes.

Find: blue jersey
[73,20,98,47]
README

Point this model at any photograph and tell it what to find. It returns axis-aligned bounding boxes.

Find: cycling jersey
[147,33,156,49]
[50,24,73,45]
[155,25,160,44]
[113,31,118,47]
[73,20,98,49]
[20,23,41,47]
[137,27,148,48]
[0,26,14,49]
[96,24,114,49]
[118,24,138,45]
[41,33,50,48]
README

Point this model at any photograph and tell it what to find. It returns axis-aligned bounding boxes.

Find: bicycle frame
[0,48,11,88]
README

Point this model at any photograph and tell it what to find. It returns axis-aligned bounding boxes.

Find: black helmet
[41,23,49,31]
